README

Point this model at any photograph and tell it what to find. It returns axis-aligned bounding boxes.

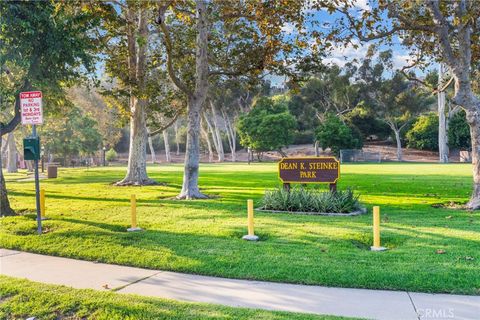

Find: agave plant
[261,186,361,213]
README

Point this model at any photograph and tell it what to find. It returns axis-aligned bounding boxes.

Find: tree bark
[0,134,14,216]
[1,136,7,159]
[438,64,449,163]
[163,129,171,162]
[0,170,14,216]
[221,106,236,162]
[203,112,219,160]
[6,132,17,173]
[393,129,403,162]
[465,109,480,209]
[178,97,208,198]
[200,117,214,162]
[147,129,157,164]
[210,100,224,161]
[174,120,180,156]
[116,97,155,185]
[314,141,320,156]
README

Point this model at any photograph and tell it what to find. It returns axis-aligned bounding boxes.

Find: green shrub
[261,186,361,213]
[406,113,438,151]
[346,108,390,139]
[236,97,297,153]
[448,110,471,150]
[315,113,363,156]
[105,148,118,161]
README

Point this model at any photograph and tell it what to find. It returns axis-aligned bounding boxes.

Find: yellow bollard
[247,199,254,235]
[242,199,259,241]
[131,194,137,228]
[40,189,47,220]
[127,194,142,232]
[371,206,386,251]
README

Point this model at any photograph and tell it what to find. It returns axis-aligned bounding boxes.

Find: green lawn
[0,276,351,320]
[1,163,479,294]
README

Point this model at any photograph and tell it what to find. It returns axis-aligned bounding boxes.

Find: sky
[269,0,417,87]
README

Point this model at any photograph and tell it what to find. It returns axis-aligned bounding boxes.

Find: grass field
[1,163,479,294]
[0,276,351,320]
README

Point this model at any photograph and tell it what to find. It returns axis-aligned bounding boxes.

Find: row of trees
[0,0,313,213]
[2,0,480,213]
[237,52,469,163]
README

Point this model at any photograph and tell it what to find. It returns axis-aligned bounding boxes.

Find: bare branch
[148,111,181,137]
[433,76,454,94]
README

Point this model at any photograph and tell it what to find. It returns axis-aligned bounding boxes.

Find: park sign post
[278,157,340,192]
[20,91,43,235]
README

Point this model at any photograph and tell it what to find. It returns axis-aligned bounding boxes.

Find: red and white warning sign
[20,91,43,125]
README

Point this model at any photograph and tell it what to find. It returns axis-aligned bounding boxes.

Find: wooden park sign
[278,157,340,192]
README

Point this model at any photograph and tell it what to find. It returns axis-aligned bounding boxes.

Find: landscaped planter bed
[256,207,367,216]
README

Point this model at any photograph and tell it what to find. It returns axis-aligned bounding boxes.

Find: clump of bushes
[406,113,438,151]
[315,113,363,156]
[261,186,361,214]
[105,148,118,162]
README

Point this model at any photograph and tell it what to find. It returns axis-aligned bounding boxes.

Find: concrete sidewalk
[1,249,478,320]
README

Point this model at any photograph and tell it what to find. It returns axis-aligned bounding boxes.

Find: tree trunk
[6,132,17,173]
[116,5,153,185]
[203,113,219,160]
[465,109,480,209]
[0,81,32,216]
[314,141,320,156]
[438,64,449,163]
[178,97,208,199]
[1,136,7,160]
[0,170,14,216]
[116,98,154,185]
[177,0,209,199]
[200,117,214,162]
[210,101,224,162]
[147,132,157,164]
[26,160,33,172]
[174,120,180,156]
[221,107,236,162]
[0,135,15,216]
[394,129,403,161]
[163,129,171,162]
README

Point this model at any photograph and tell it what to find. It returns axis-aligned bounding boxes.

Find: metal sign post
[32,125,41,234]
[20,91,43,235]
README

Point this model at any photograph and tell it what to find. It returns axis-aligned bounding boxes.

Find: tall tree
[0,2,98,216]
[356,50,433,161]
[156,0,312,198]
[321,0,480,208]
[438,64,449,163]
[100,1,156,185]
